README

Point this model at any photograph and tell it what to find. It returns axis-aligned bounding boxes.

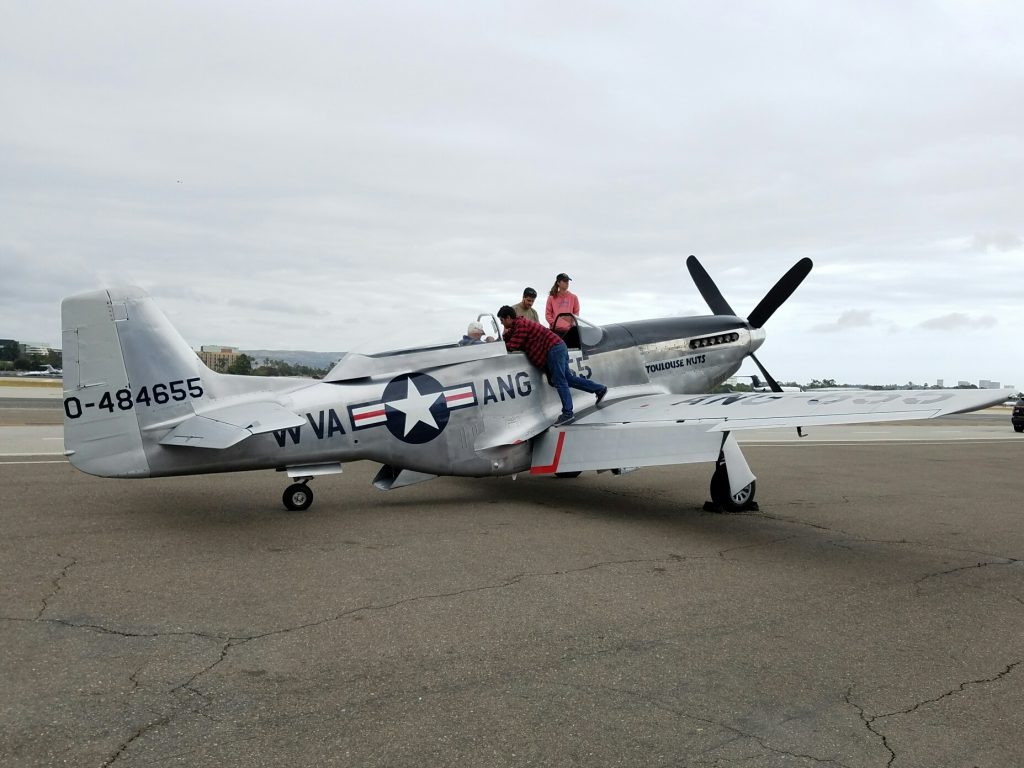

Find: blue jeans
[546,342,604,416]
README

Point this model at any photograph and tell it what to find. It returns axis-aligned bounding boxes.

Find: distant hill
[242,350,345,370]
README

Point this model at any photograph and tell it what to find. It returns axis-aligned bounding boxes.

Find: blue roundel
[382,373,451,444]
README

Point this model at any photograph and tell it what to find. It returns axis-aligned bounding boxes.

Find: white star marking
[387,377,442,436]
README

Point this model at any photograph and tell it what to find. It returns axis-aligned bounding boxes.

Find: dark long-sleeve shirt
[502,317,563,370]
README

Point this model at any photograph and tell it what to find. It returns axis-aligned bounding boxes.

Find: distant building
[979,380,1001,389]
[958,380,971,387]
[22,343,57,356]
[936,379,943,388]
[196,345,239,371]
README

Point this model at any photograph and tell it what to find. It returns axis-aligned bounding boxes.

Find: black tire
[710,464,756,512]
[1015,424,1024,433]
[283,483,314,511]
[554,471,582,479]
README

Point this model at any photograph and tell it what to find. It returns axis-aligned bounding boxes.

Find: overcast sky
[2,1,1022,386]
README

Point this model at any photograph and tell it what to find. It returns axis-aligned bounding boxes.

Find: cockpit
[322,312,606,383]
[475,311,604,351]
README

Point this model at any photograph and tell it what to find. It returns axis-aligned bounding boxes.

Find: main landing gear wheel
[709,464,757,513]
[283,482,314,511]
[1015,424,1024,433]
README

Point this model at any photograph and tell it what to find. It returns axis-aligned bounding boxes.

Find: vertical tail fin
[62,287,209,477]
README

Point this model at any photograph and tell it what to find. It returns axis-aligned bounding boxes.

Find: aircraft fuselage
[130,315,761,479]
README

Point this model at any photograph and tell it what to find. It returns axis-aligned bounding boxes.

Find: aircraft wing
[530,388,1011,475]
[159,402,306,449]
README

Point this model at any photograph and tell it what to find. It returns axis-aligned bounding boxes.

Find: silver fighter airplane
[60,257,1010,512]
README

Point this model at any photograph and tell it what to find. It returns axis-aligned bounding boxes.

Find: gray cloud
[970,232,1023,253]
[810,309,878,334]
[2,2,1023,384]
[918,313,997,331]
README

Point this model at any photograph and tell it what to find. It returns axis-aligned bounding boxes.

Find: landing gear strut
[707,463,757,513]
[282,478,314,511]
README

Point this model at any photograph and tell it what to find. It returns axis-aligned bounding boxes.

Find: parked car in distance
[1013,397,1024,433]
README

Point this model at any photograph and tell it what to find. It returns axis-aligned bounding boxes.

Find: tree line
[206,354,330,378]
[0,339,62,371]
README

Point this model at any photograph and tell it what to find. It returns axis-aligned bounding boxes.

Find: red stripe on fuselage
[355,408,386,421]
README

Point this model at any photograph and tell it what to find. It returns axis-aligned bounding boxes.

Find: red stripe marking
[530,431,566,475]
[355,408,386,420]
[445,392,474,402]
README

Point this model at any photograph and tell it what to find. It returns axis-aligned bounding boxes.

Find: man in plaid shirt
[497,305,607,426]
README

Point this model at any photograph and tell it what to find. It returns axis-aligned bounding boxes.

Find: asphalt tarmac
[2,396,1022,767]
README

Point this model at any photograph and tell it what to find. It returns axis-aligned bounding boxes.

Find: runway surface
[2,397,1022,767]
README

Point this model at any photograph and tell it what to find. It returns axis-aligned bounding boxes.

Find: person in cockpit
[459,321,494,346]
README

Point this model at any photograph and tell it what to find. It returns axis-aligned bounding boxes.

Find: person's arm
[571,293,580,316]
[545,296,556,327]
[504,321,526,351]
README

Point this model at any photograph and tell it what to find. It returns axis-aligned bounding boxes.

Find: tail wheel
[710,464,756,512]
[283,483,314,511]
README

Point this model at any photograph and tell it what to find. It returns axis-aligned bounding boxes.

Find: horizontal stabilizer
[160,402,305,450]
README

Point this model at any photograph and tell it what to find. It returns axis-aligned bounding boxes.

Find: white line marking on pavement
[0,459,68,464]
[742,439,1023,447]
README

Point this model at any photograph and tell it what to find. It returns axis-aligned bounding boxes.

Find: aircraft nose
[748,327,766,354]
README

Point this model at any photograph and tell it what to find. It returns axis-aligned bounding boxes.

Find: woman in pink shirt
[545,272,580,334]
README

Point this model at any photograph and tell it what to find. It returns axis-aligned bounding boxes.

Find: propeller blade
[686,255,737,316]
[746,257,813,329]
[750,353,783,393]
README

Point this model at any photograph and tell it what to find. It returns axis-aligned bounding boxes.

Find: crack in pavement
[100,640,268,765]
[0,614,231,643]
[751,511,1024,570]
[173,637,243,695]
[845,688,896,767]
[914,558,1022,592]
[100,712,176,768]
[35,554,76,620]
[6,554,712,761]
[219,554,710,645]
[846,660,1023,767]
[876,660,1022,720]
[562,682,855,767]
[15,553,1019,765]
